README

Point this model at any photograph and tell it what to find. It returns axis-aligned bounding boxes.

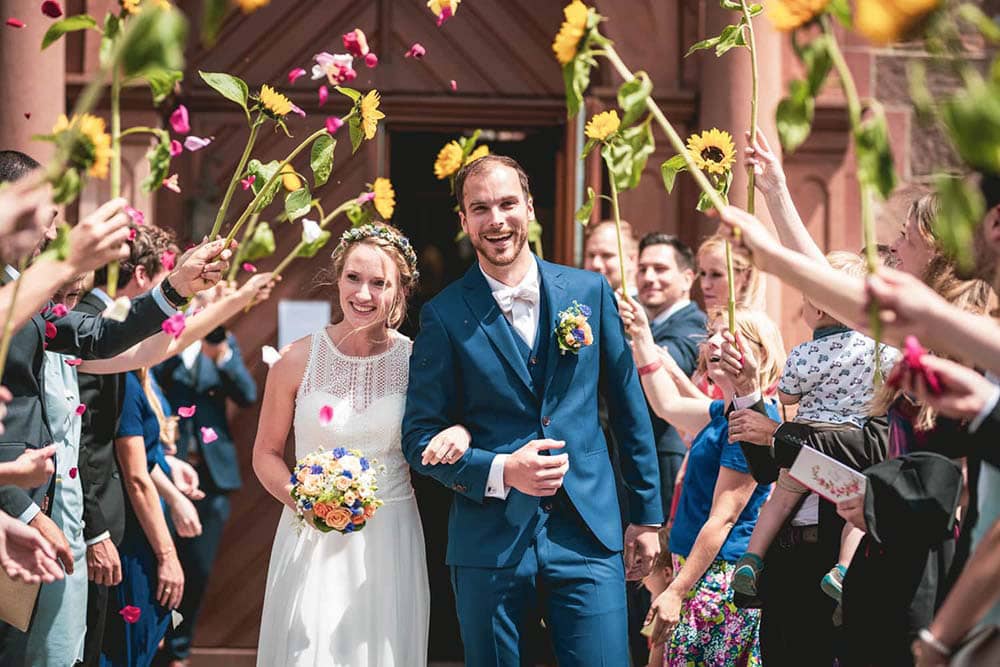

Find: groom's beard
[470,227,528,268]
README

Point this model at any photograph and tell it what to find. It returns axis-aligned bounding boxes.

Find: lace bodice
[294,329,413,503]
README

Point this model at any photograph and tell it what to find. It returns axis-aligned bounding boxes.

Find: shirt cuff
[85,531,111,547]
[150,284,179,317]
[18,503,41,525]
[216,347,234,366]
[733,390,762,410]
[969,384,1000,434]
[485,454,510,499]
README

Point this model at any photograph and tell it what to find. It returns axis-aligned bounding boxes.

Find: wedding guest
[621,299,785,666]
[0,154,54,265]
[583,218,639,296]
[696,234,765,312]
[0,509,63,584]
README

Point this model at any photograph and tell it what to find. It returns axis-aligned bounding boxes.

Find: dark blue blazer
[649,301,707,455]
[153,335,256,492]
[402,258,663,568]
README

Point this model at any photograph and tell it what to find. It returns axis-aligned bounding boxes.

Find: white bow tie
[493,283,539,313]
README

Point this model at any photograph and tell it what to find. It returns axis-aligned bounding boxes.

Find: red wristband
[638,360,663,377]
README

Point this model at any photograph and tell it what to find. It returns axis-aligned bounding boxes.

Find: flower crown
[338,224,419,280]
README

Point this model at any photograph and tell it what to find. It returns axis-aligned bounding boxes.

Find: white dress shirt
[479,262,542,499]
[650,298,691,329]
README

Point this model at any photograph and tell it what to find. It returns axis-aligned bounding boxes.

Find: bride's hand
[422,425,471,465]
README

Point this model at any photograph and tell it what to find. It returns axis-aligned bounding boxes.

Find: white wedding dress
[257,329,430,666]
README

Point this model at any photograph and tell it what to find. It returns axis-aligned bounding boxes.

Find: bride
[253,223,449,666]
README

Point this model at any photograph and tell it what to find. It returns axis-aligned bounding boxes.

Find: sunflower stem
[607,174,628,297]
[725,240,737,332]
[740,0,760,217]
[602,45,727,212]
[210,116,262,241]
[119,126,162,138]
[106,62,123,299]
[267,200,354,284]
[227,212,261,282]
[823,15,882,382]
[0,257,28,379]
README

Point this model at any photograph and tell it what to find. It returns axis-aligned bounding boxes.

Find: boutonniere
[555,301,593,355]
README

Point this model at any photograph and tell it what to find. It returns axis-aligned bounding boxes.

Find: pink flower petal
[51,303,68,318]
[436,6,454,26]
[124,205,145,225]
[162,174,181,193]
[287,67,307,84]
[69,466,77,479]
[41,1,63,19]
[169,105,190,134]
[404,43,426,59]
[128,228,137,241]
[119,606,141,624]
[242,262,257,273]
[6,18,25,28]
[65,358,82,367]
[200,427,218,444]
[240,175,255,190]
[356,191,375,204]
[44,321,56,340]
[289,103,306,118]
[169,139,183,157]
[318,405,334,426]
[160,249,176,271]
[342,28,369,58]
[318,85,329,106]
[449,79,457,92]
[325,116,344,134]
[364,52,379,68]
[183,135,213,151]
[178,405,197,418]
[161,312,186,339]
[75,403,86,416]
[23,112,31,119]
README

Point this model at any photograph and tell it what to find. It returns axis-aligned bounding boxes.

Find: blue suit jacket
[649,302,707,455]
[153,335,256,492]
[402,258,663,568]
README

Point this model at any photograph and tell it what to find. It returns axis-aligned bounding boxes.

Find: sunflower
[854,0,939,45]
[259,84,292,118]
[766,0,830,32]
[237,0,270,13]
[552,1,590,65]
[464,144,490,166]
[280,163,302,192]
[53,114,112,179]
[372,177,395,220]
[687,128,736,176]
[434,141,463,180]
[359,90,385,140]
[584,110,620,141]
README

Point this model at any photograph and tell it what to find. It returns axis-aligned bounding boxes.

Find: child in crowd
[731,251,900,603]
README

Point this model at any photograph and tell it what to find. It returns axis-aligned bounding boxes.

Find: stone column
[0,0,66,162]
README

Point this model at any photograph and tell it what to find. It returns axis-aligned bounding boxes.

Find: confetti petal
[200,427,218,444]
[289,103,306,118]
[449,79,457,92]
[404,43,426,59]
[69,466,78,479]
[262,345,282,367]
[23,112,31,119]
[103,296,131,322]
[242,262,257,273]
[183,135,213,151]
[318,405,334,426]
[240,175,255,190]
[128,228,137,241]
[169,139,183,157]
[65,358,82,367]
[119,606,141,624]
[364,52,379,68]
[160,249,176,271]
[51,303,68,318]
[169,105,190,134]
[161,312,186,339]
[342,28,370,58]
[75,403,86,416]
[124,205,145,225]
[6,18,25,28]
[318,85,329,106]
[44,321,57,340]
[178,405,197,418]
[41,1,63,19]
[325,116,343,134]
[162,174,181,193]
[301,219,322,244]
[287,67,307,84]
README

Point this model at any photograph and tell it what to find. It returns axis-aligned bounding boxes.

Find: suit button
[541,501,553,513]
[541,416,551,427]
[529,356,538,366]
[453,483,467,494]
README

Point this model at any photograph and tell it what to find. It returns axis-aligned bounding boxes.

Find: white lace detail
[293,329,414,503]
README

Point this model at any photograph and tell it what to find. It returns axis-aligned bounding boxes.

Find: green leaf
[99,14,121,69]
[660,154,688,194]
[310,135,336,188]
[957,4,1000,43]
[580,137,600,160]
[748,4,764,17]
[346,202,371,227]
[119,5,188,78]
[335,86,362,103]
[348,116,364,154]
[696,170,732,212]
[243,222,277,262]
[297,230,332,258]
[36,224,72,261]
[827,0,852,27]
[617,72,653,127]
[201,0,229,47]
[562,55,593,118]
[141,131,172,193]
[933,175,984,273]
[775,79,815,153]
[714,22,747,57]
[940,76,1000,174]
[685,35,722,58]
[42,14,99,50]
[720,0,742,10]
[284,188,313,222]
[800,34,833,97]
[247,159,281,213]
[575,186,596,224]
[199,71,249,114]
[854,106,897,199]
[141,68,183,105]
[528,219,544,258]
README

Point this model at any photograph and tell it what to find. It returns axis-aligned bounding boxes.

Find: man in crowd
[583,219,639,297]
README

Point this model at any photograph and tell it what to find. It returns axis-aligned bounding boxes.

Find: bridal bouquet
[289,448,382,534]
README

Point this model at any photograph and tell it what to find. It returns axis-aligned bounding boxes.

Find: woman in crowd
[696,235,765,312]
[621,298,784,666]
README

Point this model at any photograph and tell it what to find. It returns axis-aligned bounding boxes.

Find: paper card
[787,446,867,503]
[171,609,184,629]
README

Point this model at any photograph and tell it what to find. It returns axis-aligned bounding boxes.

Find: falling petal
[23,112,31,119]
[124,206,145,225]
[449,79,457,92]
[404,43,426,59]
[169,105,190,134]
[242,262,257,273]
[51,303,68,318]
[65,358,82,367]
[318,85,329,106]
[75,403,86,416]
[364,53,378,68]
[318,405,334,426]
[6,18,25,28]
[289,103,306,118]
[41,1,63,19]
[356,191,376,204]
[69,466,78,479]
[103,296,131,322]
[178,405,197,418]
[200,427,219,444]
[119,606,141,624]
[342,28,370,58]
[161,312,186,339]
[162,174,181,193]
[128,228,137,241]
[183,135,213,151]
[301,219,322,244]
[325,116,343,134]
[287,67,307,84]
[169,139,183,157]
[262,345,282,368]
[44,321,56,340]
[160,249,176,271]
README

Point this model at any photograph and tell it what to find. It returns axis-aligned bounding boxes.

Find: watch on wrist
[161,276,190,309]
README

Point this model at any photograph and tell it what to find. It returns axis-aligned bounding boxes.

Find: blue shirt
[117,372,171,474]
[669,399,778,562]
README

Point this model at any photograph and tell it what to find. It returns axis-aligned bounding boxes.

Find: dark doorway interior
[389,126,564,664]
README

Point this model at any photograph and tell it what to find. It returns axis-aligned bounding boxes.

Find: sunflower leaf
[42,14,100,50]
[685,35,723,58]
[617,72,653,127]
[51,169,82,206]
[854,106,896,199]
[284,188,313,222]
[141,130,173,193]
[99,14,121,69]
[697,170,732,212]
[310,135,336,188]
[335,86,362,103]
[346,203,372,227]
[660,154,688,194]
[119,5,188,78]
[800,35,833,97]
[296,230,332,259]
[939,76,1000,174]
[748,4,764,17]
[247,159,281,213]
[575,187,596,224]
[827,0,853,28]
[140,68,184,105]
[775,79,815,153]
[602,121,655,192]
[243,222,277,262]
[201,0,229,47]
[720,0,742,9]
[199,71,250,115]
[714,23,747,57]
[581,137,600,160]
[562,55,593,118]
[348,116,364,154]
[932,175,983,273]
[36,224,72,262]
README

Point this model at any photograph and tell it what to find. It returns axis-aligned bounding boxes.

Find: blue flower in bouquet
[289,473,298,485]
[345,523,355,533]
[360,457,370,471]
[310,464,323,474]
[579,304,592,317]
[332,447,347,459]
[302,500,313,510]
[554,301,593,355]
[342,470,353,479]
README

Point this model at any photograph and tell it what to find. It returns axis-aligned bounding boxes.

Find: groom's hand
[502,440,568,497]
[624,524,660,581]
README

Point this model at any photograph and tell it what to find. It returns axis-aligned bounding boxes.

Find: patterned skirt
[665,555,762,667]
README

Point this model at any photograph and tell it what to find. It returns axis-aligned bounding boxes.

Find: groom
[402,155,663,665]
